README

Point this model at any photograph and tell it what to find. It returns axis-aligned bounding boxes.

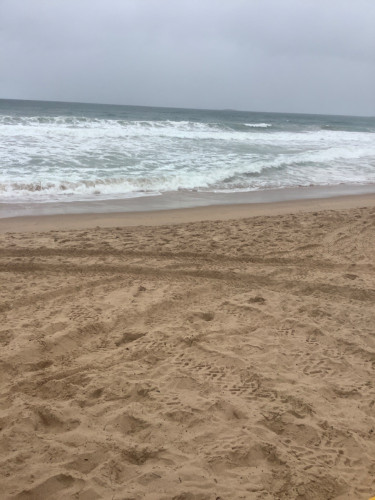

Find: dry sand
[1,196,375,499]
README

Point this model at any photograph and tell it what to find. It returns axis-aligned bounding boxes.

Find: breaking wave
[244,123,272,128]
[1,103,375,203]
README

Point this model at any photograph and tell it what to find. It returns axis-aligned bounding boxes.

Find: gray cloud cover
[1,0,374,115]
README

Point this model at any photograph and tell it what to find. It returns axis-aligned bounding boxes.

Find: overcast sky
[1,0,374,115]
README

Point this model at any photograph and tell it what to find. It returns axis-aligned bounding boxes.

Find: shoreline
[1,190,375,233]
[1,182,375,219]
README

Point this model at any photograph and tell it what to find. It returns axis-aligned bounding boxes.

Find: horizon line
[0,96,373,119]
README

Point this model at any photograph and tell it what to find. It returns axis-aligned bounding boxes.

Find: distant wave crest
[244,123,272,128]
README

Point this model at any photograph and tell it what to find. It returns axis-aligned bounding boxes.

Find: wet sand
[1,194,375,499]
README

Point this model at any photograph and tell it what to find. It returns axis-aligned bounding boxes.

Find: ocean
[1,99,375,216]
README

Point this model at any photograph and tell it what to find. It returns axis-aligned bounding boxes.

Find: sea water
[1,99,375,212]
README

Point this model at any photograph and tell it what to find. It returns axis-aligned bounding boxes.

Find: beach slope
[1,201,375,499]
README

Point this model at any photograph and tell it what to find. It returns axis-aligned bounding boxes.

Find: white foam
[244,123,272,128]
[1,114,375,203]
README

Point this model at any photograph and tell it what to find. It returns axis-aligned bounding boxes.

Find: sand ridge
[1,205,375,499]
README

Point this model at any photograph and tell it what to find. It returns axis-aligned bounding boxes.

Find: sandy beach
[1,194,375,499]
